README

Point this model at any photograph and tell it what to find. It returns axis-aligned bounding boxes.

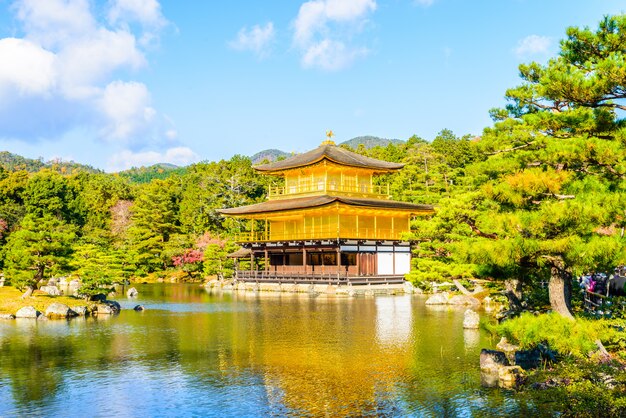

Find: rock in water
[498,366,524,389]
[463,309,480,329]
[496,337,519,364]
[95,300,121,315]
[425,292,449,305]
[15,306,40,318]
[0,313,15,320]
[480,349,510,372]
[72,306,88,316]
[40,285,61,296]
[127,287,138,297]
[45,302,77,319]
[133,305,145,311]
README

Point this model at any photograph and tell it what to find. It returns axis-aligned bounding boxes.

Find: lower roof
[218,195,433,216]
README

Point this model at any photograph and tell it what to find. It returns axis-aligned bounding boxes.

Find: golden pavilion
[218,140,434,284]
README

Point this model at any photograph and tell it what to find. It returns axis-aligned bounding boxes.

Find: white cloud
[514,35,552,57]
[0,0,174,148]
[14,0,95,49]
[293,0,376,70]
[0,38,57,98]
[302,39,367,71]
[58,28,145,99]
[108,0,167,28]
[108,146,200,171]
[165,129,178,140]
[229,22,275,58]
[99,80,154,141]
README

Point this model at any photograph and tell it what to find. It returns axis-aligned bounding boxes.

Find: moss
[0,286,88,315]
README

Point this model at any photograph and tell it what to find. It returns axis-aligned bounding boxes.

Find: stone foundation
[206,280,412,295]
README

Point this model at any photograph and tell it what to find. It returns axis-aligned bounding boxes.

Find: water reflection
[0,284,531,416]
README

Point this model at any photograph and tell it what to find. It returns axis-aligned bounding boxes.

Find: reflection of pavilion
[219,140,433,284]
[375,296,413,347]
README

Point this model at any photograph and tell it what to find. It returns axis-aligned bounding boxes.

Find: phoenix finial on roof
[323,130,335,145]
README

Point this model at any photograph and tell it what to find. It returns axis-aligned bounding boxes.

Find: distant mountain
[0,151,101,174]
[117,163,186,183]
[339,136,404,149]
[251,149,290,165]
[249,136,404,165]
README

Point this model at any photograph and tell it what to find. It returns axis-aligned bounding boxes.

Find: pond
[0,284,543,417]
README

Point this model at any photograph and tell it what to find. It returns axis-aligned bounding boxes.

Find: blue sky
[0,0,624,171]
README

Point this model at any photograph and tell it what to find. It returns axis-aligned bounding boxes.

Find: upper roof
[254,142,404,173]
[218,194,433,216]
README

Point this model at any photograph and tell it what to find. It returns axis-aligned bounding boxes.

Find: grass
[0,286,89,315]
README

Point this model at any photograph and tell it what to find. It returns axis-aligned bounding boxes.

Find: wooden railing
[268,182,390,199]
[235,227,402,242]
[235,270,406,285]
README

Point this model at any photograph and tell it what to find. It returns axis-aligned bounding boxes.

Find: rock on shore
[15,306,40,318]
[45,302,77,319]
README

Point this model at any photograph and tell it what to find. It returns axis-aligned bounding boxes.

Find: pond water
[0,284,544,417]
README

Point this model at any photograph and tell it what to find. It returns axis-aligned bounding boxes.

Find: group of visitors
[579,272,609,296]
[579,266,626,296]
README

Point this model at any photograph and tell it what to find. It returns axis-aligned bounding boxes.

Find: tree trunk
[504,279,523,311]
[21,285,35,299]
[549,265,574,320]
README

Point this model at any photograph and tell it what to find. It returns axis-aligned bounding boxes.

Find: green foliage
[127,178,181,274]
[521,358,626,417]
[3,214,76,290]
[493,313,619,358]
[204,239,239,279]
[178,155,267,236]
[117,164,187,183]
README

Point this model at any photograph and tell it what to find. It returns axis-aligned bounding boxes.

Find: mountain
[250,149,290,165]
[0,151,101,174]
[339,136,404,149]
[249,136,404,165]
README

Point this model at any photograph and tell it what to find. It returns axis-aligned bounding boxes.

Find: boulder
[514,348,542,370]
[45,302,77,319]
[449,294,481,306]
[15,306,40,318]
[47,277,58,286]
[126,287,138,297]
[68,279,81,295]
[480,349,510,373]
[425,292,449,305]
[94,300,121,315]
[463,309,480,329]
[72,306,88,316]
[133,305,145,311]
[90,294,107,303]
[0,313,15,320]
[40,285,61,296]
[498,365,524,389]
[496,337,520,364]
[480,349,512,388]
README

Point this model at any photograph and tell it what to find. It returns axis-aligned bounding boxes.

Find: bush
[492,313,618,358]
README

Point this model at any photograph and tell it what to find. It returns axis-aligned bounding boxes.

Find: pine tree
[452,15,626,317]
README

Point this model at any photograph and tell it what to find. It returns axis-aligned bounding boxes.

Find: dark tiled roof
[218,195,433,216]
[254,143,404,172]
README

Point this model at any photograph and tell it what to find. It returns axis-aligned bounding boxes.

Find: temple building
[218,140,434,284]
